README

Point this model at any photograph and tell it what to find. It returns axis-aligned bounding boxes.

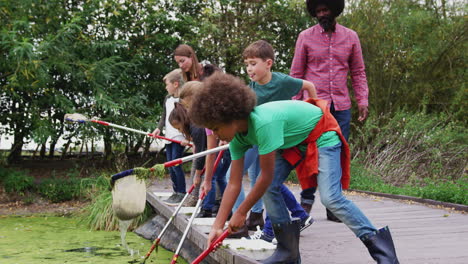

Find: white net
[112,175,147,221]
[64,113,89,122]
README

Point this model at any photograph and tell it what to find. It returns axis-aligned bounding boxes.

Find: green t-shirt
[230,100,341,160]
[250,72,303,106]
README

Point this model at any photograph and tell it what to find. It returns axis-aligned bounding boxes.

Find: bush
[1,168,34,195]
[351,110,467,186]
[35,177,82,203]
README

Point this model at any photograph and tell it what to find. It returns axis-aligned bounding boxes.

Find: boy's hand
[228,211,247,233]
[218,140,228,146]
[207,228,224,250]
[152,128,161,136]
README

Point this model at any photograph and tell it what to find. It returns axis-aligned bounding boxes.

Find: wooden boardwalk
[146,178,468,263]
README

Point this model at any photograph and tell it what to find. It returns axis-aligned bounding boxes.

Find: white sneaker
[300,215,314,232]
[247,225,275,243]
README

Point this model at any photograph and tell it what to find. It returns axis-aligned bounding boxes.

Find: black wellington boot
[362,226,399,264]
[246,210,265,231]
[326,208,342,223]
[261,219,301,264]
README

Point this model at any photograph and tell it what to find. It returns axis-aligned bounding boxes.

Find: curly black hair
[306,0,344,17]
[189,72,256,129]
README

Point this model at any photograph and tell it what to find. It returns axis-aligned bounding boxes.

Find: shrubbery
[35,177,83,203]
[350,162,468,205]
[351,110,467,185]
[349,109,467,204]
[0,168,34,195]
[0,167,107,203]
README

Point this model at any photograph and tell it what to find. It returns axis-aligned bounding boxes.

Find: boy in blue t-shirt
[228,40,316,241]
[189,72,398,264]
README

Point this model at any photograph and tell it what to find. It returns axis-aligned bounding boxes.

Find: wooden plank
[146,178,468,263]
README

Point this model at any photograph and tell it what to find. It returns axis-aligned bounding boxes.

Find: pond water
[0,215,187,264]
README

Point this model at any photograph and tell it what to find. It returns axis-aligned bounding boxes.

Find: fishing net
[64,113,89,122]
[112,164,166,220]
[112,175,147,221]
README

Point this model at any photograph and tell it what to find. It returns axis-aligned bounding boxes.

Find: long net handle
[171,192,207,264]
[164,144,230,168]
[91,120,193,147]
[191,230,230,264]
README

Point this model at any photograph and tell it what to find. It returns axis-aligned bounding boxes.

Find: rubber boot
[246,210,265,231]
[196,208,213,218]
[362,226,399,264]
[261,219,301,264]
[326,208,342,223]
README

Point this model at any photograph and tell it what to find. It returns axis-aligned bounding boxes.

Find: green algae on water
[0,215,187,264]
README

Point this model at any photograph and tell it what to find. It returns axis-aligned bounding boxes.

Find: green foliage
[1,168,34,195]
[75,172,152,231]
[342,0,466,118]
[2,0,466,162]
[350,161,468,205]
[80,188,153,231]
[1,0,466,206]
[35,177,82,203]
[351,109,467,185]
[286,169,299,184]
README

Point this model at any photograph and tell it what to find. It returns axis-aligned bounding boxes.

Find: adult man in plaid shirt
[290,0,369,222]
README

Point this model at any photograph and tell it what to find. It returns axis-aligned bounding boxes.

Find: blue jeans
[226,146,263,213]
[316,142,376,238]
[261,152,296,225]
[166,142,186,194]
[300,102,351,204]
[263,184,309,237]
[203,150,230,210]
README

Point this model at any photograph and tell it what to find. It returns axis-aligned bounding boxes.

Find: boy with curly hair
[189,72,398,264]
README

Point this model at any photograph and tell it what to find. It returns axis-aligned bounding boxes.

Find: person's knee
[320,192,345,209]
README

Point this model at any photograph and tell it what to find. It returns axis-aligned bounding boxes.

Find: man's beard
[318,16,335,32]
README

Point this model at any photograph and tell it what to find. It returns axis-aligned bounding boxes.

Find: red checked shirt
[290,23,368,111]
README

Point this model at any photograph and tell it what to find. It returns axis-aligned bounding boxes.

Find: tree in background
[0,0,466,164]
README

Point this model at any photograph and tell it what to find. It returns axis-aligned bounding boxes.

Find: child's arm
[207,158,245,245]
[301,80,317,99]
[153,96,168,135]
[201,134,217,195]
[193,169,203,186]
[229,151,275,230]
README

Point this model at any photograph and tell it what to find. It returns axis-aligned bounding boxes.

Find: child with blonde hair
[152,69,187,206]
